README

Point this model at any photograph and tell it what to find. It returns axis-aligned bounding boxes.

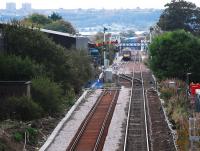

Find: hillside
[0,8,162,32]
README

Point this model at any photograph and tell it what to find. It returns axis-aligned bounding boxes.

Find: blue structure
[89,48,101,65]
[84,79,103,89]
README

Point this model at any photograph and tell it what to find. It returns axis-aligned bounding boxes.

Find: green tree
[149,30,200,81]
[31,77,64,115]
[3,24,71,83]
[69,50,92,93]
[157,0,200,35]
[48,12,62,21]
[22,13,52,26]
[3,24,92,93]
[44,20,76,34]
[0,54,44,81]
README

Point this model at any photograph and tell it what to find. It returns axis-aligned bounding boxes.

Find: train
[122,49,132,61]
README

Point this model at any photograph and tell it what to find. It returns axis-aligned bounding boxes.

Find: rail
[123,53,150,151]
[67,89,119,151]
[123,55,135,151]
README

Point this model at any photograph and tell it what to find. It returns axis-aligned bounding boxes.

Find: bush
[5,96,43,121]
[160,88,173,100]
[26,127,38,144]
[31,77,64,115]
[0,54,44,81]
[13,132,23,142]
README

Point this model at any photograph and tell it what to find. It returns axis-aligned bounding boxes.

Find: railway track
[124,54,149,151]
[146,88,176,151]
[141,60,176,151]
[66,89,119,151]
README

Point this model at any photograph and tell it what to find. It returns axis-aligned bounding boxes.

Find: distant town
[0,2,162,34]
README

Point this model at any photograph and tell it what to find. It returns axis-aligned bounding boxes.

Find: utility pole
[186,72,192,103]
[103,27,107,68]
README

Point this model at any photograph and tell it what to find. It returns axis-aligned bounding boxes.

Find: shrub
[13,132,23,142]
[0,54,44,81]
[31,77,64,115]
[160,88,173,100]
[5,96,43,121]
[26,127,38,144]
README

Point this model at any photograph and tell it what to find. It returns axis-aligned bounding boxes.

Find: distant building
[21,3,32,11]
[6,2,16,11]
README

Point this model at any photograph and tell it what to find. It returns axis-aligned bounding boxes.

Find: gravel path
[47,89,102,151]
[103,87,130,151]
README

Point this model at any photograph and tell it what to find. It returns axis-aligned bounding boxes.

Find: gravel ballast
[46,89,102,151]
[103,87,130,151]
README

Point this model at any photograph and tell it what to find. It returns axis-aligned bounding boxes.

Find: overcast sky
[1,0,200,9]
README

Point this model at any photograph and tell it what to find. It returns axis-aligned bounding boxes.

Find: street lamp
[186,72,192,102]
[103,27,108,68]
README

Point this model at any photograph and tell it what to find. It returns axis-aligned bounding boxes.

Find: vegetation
[48,12,62,21]
[157,0,200,36]
[13,132,23,142]
[31,77,64,115]
[0,23,92,121]
[149,30,200,81]
[0,54,44,81]
[44,20,76,34]
[3,23,92,91]
[21,13,76,34]
[0,96,42,121]
[159,79,190,150]
[21,13,52,27]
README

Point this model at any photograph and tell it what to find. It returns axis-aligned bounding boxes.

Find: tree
[48,12,62,21]
[22,13,52,26]
[149,30,200,81]
[2,24,92,93]
[157,0,200,35]
[31,77,64,115]
[0,54,44,81]
[21,13,76,34]
[44,20,76,34]
[3,24,72,86]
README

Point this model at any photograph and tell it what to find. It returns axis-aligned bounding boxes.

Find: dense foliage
[48,12,62,21]
[21,13,76,34]
[0,23,92,121]
[31,77,64,115]
[0,54,44,81]
[0,96,42,121]
[44,20,76,34]
[157,0,200,36]
[21,13,52,26]
[3,24,92,91]
[149,30,200,81]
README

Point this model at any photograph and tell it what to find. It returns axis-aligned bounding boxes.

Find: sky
[0,0,200,9]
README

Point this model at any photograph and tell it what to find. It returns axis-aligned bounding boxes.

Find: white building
[21,3,32,11]
[6,2,16,11]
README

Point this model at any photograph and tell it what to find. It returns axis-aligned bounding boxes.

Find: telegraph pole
[103,27,107,68]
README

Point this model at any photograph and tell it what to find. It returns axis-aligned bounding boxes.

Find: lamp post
[103,27,108,67]
[103,27,107,68]
[186,72,192,102]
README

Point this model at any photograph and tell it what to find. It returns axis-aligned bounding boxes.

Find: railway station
[40,50,176,151]
[1,0,200,150]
